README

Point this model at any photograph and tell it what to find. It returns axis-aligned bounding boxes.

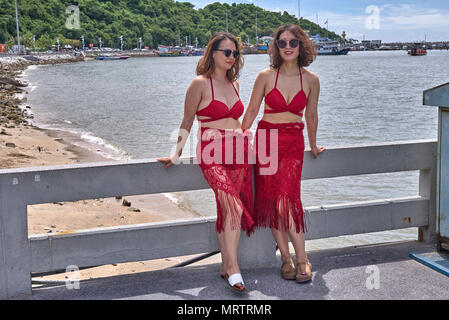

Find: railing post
[418,168,437,244]
[0,194,31,299]
[238,229,277,268]
[237,165,277,268]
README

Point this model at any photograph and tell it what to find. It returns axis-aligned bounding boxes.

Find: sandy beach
[0,54,213,283]
[0,123,216,283]
[0,124,200,234]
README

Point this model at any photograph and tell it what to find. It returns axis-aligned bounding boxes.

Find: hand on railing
[311,145,326,159]
[157,156,177,170]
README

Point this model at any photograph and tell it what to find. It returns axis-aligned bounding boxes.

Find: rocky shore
[0,53,85,127]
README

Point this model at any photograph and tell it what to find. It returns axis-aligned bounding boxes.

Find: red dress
[254,68,307,233]
[196,78,254,234]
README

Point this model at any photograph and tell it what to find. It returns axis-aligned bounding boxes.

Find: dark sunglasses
[276,39,299,49]
[215,49,240,58]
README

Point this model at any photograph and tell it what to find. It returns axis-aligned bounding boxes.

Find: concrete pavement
[26,240,449,300]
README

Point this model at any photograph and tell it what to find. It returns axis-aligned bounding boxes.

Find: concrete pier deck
[27,240,449,300]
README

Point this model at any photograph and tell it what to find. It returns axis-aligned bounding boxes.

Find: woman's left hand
[311,145,326,158]
[157,156,175,169]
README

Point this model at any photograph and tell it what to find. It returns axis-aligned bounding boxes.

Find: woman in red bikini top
[157,32,253,293]
[195,76,244,125]
[242,24,325,283]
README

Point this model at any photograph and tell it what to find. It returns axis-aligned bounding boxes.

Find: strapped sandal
[223,273,246,292]
[281,259,297,280]
[296,259,313,283]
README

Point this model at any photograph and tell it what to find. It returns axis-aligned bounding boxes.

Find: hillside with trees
[0,0,342,50]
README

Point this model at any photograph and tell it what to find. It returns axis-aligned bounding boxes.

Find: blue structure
[423,82,449,251]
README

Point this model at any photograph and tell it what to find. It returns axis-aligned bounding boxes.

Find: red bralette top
[196,78,244,123]
[264,68,307,117]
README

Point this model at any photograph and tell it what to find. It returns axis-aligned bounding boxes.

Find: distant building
[360,40,382,49]
[11,45,26,53]
[361,40,371,47]
[371,40,382,48]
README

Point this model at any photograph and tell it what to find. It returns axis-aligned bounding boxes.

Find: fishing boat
[191,48,205,56]
[310,34,350,56]
[408,47,427,56]
[156,45,186,57]
[257,45,268,54]
[241,45,258,55]
[96,55,129,60]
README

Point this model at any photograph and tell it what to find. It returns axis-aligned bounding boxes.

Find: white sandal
[223,273,246,292]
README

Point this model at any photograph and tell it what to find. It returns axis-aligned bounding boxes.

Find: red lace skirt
[196,127,255,235]
[254,120,306,233]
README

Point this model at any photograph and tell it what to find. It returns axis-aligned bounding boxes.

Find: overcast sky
[180,0,449,42]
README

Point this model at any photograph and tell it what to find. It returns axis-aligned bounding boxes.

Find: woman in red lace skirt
[242,24,325,283]
[158,32,253,292]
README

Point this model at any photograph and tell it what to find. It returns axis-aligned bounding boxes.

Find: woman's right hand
[157,77,201,170]
[311,145,326,159]
[157,156,175,169]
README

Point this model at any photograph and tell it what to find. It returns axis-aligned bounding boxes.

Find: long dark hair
[269,24,317,69]
[196,32,244,82]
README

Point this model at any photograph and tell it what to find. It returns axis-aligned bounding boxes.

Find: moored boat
[257,45,268,54]
[310,34,350,56]
[408,47,427,56]
[191,48,204,56]
[156,45,185,57]
[96,55,129,60]
[317,44,350,55]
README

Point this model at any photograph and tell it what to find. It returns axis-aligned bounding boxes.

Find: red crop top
[196,78,244,123]
[264,68,307,117]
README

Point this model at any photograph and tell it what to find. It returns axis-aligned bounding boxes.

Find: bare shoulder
[190,75,208,89]
[186,76,207,98]
[255,68,275,84]
[233,79,240,91]
[302,68,320,84]
[258,67,275,78]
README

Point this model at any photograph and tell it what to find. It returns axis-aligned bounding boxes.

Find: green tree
[143,32,153,48]
[0,0,342,48]
[35,33,53,51]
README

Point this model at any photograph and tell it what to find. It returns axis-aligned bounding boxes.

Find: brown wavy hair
[268,24,317,69]
[196,32,244,82]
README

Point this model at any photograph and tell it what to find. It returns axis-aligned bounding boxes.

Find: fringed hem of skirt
[254,193,306,233]
[215,189,255,236]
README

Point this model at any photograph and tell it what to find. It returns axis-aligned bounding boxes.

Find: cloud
[380,4,449,30]
[305,3,449,41]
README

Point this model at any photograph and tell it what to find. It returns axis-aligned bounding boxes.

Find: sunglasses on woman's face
[276,39,299,49]
[215,49,240,58]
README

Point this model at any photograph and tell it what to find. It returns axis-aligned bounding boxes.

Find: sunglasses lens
[224,49,232,57]
[290,39,299,48]
[233,51,239,58]
[277,40,287,49]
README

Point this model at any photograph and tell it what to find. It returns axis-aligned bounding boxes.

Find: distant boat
[317,44,350,56]
[310,34,350,56]
[191,48,204,56]
[408,47,427,56]
[96,55,129,60]
[257,45,268,54]
[156,45,187,57]
[241,45,258,55]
